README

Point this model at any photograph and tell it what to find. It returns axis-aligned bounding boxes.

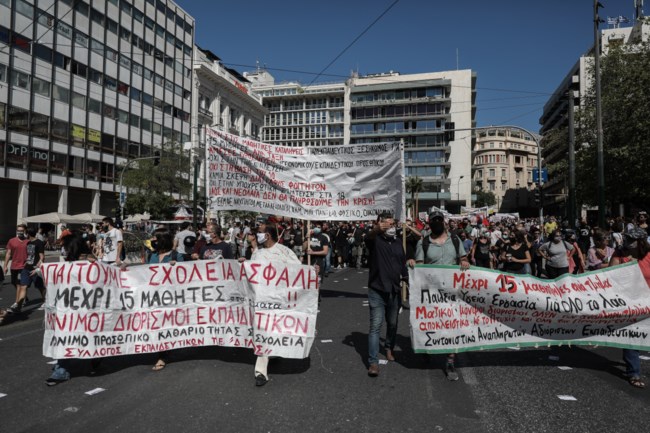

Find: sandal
[152,360,166,371]
[629,377,645,388]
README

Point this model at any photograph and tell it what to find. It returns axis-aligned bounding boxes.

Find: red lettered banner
[206,128,405,221]
[41,260,319,359]
[410,263,650,353]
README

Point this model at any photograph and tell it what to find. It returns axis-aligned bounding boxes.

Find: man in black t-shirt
[334,223,351,269]
[199,225,234,260]
[18,227,46,309]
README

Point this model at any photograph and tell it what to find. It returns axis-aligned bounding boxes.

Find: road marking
[47,360,58,365]
[64,407,79,413]
[320,339,333,343]
[548,355,560,361]
[85,388,106,396]
[333,280,339,283]
[557,395,577,401]
[639,355,650,361]
[558,366,573,370]
[0,327,42,342]
[507,346,520,350]
[0,393,6,398]
[344,278,348,281]
[379,359,388,365]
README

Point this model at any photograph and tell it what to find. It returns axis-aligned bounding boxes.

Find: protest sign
[206,128,405,221]
[42,260,319,359]
[409,263,650,353]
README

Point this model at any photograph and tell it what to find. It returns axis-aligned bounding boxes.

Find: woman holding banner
[149,230,183,371]
[609,227,650,389]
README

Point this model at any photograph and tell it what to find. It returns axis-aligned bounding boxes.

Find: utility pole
[594,0,606,227]
[568,91,576,227]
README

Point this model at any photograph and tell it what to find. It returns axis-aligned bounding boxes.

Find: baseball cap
[429,211,445,221]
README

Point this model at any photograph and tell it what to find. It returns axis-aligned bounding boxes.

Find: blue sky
[176,0,638,133]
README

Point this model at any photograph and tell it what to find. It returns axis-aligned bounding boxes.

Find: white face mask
[385,227,396,238]
[256,233,267,244]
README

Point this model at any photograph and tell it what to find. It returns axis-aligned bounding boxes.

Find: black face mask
[429,220,445,236]
[103,225,109,232]
[151,241,159,250]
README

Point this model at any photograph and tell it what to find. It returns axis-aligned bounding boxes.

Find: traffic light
[153,151,161,166]
[533,189,543,206]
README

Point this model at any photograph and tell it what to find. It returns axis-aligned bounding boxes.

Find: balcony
[198,107,213,119]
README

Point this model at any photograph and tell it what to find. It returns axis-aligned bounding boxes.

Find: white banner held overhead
[409,263,650,353]
[42,260,319,359]
[206,129,404,221]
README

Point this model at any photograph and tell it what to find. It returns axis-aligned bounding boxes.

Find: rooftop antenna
[456,48,459,70]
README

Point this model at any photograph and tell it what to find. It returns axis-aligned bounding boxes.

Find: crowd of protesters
[1,210,650,388]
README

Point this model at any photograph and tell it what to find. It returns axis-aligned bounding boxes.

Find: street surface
[1,265,649,433]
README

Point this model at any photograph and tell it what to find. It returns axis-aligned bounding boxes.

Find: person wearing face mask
[3,224,30,314]
[411,211,469,381]
[249,224,301,386]
[608,228,650,388]
[199,225,234,260]
[303,223,329,282]
[99,217,123,266]
[364,212,408,377]
[538,229,574,279]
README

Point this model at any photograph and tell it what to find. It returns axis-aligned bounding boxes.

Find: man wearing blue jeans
[364,212,408,377]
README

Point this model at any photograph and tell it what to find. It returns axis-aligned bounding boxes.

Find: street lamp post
[594,0,606,227]
[457,175,465,201]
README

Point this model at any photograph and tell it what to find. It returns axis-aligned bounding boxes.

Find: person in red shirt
[3,224,30,313]
[609,227,650,388]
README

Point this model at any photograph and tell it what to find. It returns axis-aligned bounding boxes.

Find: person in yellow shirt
[544,217,558,237]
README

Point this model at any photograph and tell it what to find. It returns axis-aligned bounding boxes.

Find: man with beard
[411,211,469,381]
[364,212,408,377]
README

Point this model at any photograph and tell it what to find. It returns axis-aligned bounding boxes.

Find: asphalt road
[1,266,650,433]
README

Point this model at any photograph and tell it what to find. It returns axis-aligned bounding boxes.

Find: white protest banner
[206,128,404,221]
[409,263,650,353]
[42,260,319,359]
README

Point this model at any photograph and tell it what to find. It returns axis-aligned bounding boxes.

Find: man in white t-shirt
[173,222,195,261]
[100,217,123,264]
[250,223,301,387]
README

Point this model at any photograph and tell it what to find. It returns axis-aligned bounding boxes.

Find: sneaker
[445,362,459,381]
[7,303,21,314]
[255,373,268,387]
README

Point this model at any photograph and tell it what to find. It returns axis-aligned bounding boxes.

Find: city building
[472,127,539,213]
[0,0,195,243]
[347,70,476,214]
[245,69,345,147]
[539,15,649,216]
[191,46,266,214]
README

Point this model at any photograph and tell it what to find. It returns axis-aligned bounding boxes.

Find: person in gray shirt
[538,229,573,279]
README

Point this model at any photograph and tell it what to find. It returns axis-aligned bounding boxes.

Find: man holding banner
[365,212,408,377]
[250,223,302,387]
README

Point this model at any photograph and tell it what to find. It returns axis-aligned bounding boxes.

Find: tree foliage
[577,39,650,208]
[475,190,497,207]
[121,141,192,219]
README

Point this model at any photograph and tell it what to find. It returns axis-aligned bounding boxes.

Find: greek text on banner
[206,128,405,221]
[409,263,650,353]
[41,260,319,359]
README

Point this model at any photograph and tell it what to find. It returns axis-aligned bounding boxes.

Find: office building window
[72,92,86,109]
[15,0,34,18]
[33,44,53,62]
[32,112,49,139]
[10,70,30,90]
[0,64,6,82]
[8,106,30,132]
[33,77,50,97]
[51,118,69,141]
[88,98,101,114]
[53,85,70,103]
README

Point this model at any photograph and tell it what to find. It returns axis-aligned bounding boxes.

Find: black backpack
[183,235,197,249]
[422,234,462,265]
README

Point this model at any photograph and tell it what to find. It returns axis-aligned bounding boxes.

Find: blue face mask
[313,228,321,235]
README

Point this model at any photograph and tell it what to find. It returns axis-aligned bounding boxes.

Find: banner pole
[307,220,311,267]
[401,220,408,303]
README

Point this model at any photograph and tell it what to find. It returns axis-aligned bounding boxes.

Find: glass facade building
[0,0,194,243]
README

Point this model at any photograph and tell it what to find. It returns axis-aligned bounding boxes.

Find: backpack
[183,235,197,250]
[422,234,462,265]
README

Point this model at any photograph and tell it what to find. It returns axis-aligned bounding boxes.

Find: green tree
[405,176,423,217]
[121,141,192,219]
[577,39,650,209]
[475,190,497,207]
